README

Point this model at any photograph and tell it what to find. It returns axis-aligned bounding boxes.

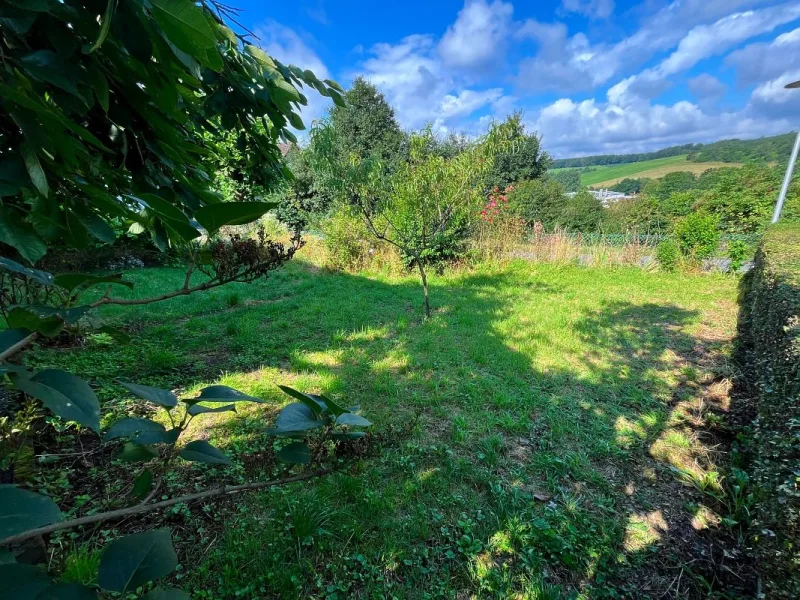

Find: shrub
[508,179,565,228]
[727,239,752,272]
[734,224,800,597]
[674,213,720,259]
[655,239,680,272]
[323,207,372,272]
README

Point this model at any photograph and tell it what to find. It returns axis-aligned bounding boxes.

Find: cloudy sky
[234,0,800,157]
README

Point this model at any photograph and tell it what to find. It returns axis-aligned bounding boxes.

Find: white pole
[772,129,800,223]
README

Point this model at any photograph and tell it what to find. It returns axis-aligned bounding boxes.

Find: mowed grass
[29,259,741,598]
[551,155,739,188]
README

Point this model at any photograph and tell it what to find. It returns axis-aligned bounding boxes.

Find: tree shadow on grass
[29,263,750,598]
[178,266,749,598]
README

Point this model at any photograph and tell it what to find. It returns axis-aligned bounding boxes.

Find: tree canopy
[0,0,344,264]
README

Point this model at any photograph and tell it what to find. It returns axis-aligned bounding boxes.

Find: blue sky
[229,0,800,157]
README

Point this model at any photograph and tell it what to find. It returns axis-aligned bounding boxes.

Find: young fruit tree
[309,123,512,317]
[0,0,370,596]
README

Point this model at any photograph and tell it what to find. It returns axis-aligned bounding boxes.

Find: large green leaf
[104,418,165,442]
[118,443,158,463]
[336,413,372,428]
[97,529,178,593]
[276,441,311,464]
[0,328,29,354]
[186,403,236,416]
[178,440,231,465]
[151,0,217,54]
[20,141,48,198]
[0,563,51,599]
[119,382,178,408]
[84,0,115,54]
[36,582,98,599]
[0,485,63,539]
[192,385,263,404]
[138,588,191,600]
[277,385,325,415]
[0,257,54,286]
[132,469,153,501]
[134,428,180,446]
[269,403,325,436]
[0,209,47,264]
[7,307,64,337]
[194,202,277,234]
[13,369,100,431]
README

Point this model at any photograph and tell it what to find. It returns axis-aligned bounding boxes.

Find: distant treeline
[553,132,797,168]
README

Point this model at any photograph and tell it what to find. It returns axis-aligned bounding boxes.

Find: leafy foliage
[548,169,582,193]
[655,239,680,272]
[485,113,551,189]
[0,0,343,264]
[329,77,405,167]
[734,224,800,599]
[673,213,720,259]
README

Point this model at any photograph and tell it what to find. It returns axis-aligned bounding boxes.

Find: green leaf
[314,394,348,418]
[97,528,178,593]
[287,111,305,130]
[134,428,180,446]
[12,369,100,431]
[0,208,47,264]
[84,0,115,54]
[0,329,29,354]
[138,588,191,600]
[36,582,98,599]
[87,68,109,112]
[178,440,231,465]
[119,443,158,463]
[336,413,372,428]
[0,485,63,538]
[0,563,51,599]
[0,257,54,285]
[186,403,236,416]
[54,273,133,293]
[276,441,311,464]
[194,202,277,234]
[268,403,325,436]
[104,418,165,442]
[151,0,217,53]
[244,45,278,71]
[277,385,325,415]
[119,382,178,408]
[7,307,64,337]
[132,469,153,501]
[193,385,263,404]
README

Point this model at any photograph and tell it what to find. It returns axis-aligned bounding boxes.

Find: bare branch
[0,332,37,361]
[0,469,334,547]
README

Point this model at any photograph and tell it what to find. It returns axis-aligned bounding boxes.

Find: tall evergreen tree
[329,77,405,164]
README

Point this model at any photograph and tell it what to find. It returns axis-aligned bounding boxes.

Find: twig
[0,468,334,547]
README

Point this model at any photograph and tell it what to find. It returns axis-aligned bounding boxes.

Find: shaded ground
[20,259,752,599]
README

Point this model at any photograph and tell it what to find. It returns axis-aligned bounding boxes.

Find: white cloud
[725,27,800,85]
[656,3,800,77]
[688,74,728,100]
[355,34,508,132]
[253,20,333,129]
[531,96,793,157]
[438,0,514,72]
[515,0,775,92]
[561,0,615,19]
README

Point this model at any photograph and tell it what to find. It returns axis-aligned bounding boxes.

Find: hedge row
[736,223,800,597]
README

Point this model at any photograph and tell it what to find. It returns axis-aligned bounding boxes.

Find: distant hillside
[552,132,796,168]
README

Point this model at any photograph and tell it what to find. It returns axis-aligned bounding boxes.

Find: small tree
[309,123,510,317]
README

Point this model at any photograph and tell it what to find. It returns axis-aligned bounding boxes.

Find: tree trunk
[416,259,431,318]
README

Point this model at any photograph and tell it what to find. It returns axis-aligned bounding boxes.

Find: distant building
[565,188,636,206]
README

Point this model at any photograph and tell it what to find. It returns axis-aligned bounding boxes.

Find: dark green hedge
[736,223,800,597]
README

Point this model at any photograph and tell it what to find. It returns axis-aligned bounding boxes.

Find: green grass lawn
[27,259,743,598]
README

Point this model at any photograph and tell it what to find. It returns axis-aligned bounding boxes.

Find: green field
[551,155,738,187]
[27,259,747,598]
